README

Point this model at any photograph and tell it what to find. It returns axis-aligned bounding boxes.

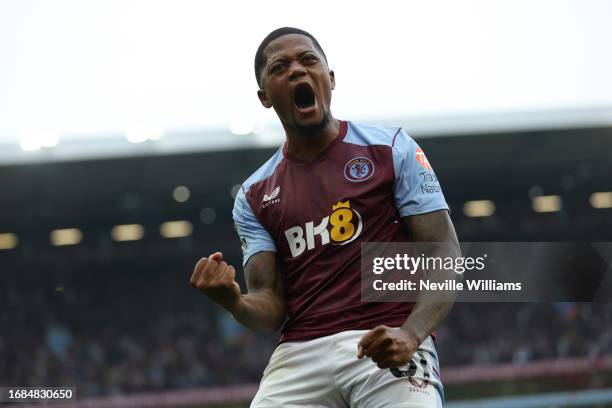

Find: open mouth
[293,82,316,110]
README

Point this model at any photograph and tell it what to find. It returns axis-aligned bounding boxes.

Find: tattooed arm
[190,251,285,332]
[358,210,460,368]
[400,209,460,343]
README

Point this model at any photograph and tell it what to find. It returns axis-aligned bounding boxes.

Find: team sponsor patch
[283,200,363,258]
[419,172,441,194]
[415,148,432,171]
[344,157,375,182]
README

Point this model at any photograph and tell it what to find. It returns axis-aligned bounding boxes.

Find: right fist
[190,252,241,310]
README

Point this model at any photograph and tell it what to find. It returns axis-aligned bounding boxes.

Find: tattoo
[402,210,457,244]
[244,251,284,304]
[401,210,460,343]
[227,251,285,332]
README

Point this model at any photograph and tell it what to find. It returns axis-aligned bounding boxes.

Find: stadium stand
[1,124,612,405]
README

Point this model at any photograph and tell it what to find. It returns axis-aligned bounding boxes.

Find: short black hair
[254,27,327,88]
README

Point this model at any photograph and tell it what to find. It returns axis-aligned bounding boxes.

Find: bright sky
[1,0,611,143]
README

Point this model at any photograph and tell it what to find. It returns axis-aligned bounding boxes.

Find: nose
[288,61,307,82]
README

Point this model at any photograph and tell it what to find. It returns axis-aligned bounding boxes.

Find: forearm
[401,285,456,344]
[228,290,285,332]
[401,211,461,343]
[402,244,461,343]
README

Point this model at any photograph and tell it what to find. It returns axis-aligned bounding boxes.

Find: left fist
[357,325,419,369]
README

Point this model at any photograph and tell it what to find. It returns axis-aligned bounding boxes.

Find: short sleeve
[392,129,449,217]
[233,187,277,266]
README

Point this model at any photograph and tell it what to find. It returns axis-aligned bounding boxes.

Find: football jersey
[233,120,448,342]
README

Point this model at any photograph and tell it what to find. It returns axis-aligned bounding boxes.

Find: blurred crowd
[1,253,612,398]
[437,302,612,365]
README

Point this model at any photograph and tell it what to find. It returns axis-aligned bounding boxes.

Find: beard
[294,110,330,138]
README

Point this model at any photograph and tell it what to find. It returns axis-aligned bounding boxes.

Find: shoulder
[241,146,285,193]
[343,121,410,148]
[233,146,284,215]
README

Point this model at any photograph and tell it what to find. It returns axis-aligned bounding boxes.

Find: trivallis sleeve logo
[415,148,432,171]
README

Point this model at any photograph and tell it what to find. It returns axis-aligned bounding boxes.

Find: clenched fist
[190,252,242,310]
[357,325,419,369]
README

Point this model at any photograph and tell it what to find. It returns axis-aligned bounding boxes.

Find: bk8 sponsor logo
[284,201,363,257]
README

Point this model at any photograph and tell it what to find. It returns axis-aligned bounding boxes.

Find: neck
[284,115,341,162]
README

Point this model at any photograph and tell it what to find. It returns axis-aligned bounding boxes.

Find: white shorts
[251,329,444,408]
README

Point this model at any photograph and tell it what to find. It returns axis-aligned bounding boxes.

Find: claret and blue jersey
[233,120,448,342]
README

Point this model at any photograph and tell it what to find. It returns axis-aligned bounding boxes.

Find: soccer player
[190,27,460,407]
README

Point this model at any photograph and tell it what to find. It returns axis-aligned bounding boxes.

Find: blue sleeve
[392,129,449,217]
[232,187,277,266]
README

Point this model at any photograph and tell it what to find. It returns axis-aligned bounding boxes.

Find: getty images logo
[283,200,363,257]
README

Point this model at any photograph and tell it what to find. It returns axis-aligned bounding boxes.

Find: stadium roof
[1,106,611,166]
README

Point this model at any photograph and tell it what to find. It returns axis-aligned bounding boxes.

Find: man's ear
[329,70,335,91]
[258,89,272,109]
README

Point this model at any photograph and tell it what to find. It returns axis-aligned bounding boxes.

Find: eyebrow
[268,49,318,67]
